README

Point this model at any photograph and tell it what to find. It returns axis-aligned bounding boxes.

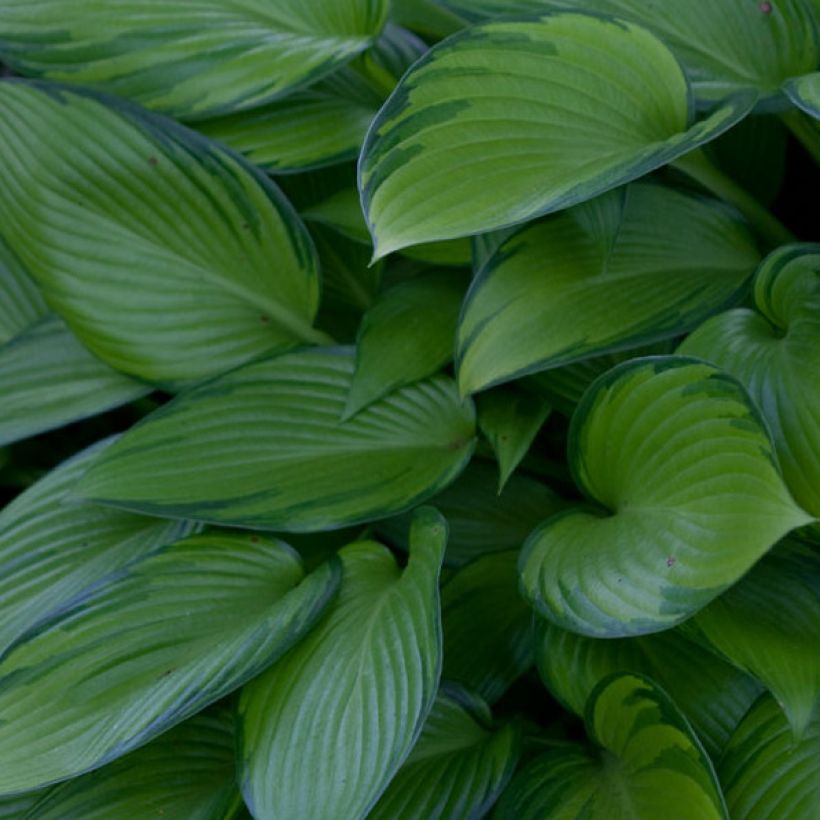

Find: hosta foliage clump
[0,1,818,817]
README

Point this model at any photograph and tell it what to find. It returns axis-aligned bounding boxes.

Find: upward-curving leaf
[77,347,476,532]
[0,0,390,119]
[784,71,820,118]
[0,81,322,387]
[359,11,755,257]
[239,509,446,820]
[520,356,812,637]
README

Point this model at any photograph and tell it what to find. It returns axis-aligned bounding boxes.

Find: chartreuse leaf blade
[239,508,446,820]
[0,438,195,656]
[25,708,242,820]
[77,348,476,532]
[718,696,820,820]
[0,81,322,387]
[359,12,756,257]
[536,619,762,758]
[445,0,819,105]
[457,184,759,394]
[345,270,468,418]
[0,0,389,119]
[0,532,340,793]
[495,673,728,819]
[369,684,521,819]
[784,71,820,117]
[442,551,534,704]
[680,244,820,517]
[520,356,812,637]
[683,540,820,740]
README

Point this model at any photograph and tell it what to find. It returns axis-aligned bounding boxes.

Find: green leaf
[477,389,551,490]
[784,71,820,117]
[680,244,820,517]
[536,620,762,758]
[377,461,568,565]
[0,792,43,819]
[718,696,819,820]
[0,81,323,387]
[390,0,466,39]
[495,673,728,819]
[0,532,339,793]
[445,0,819,106]
[457,184,760,394]
[0,0,389,119]
[0,316,149,446]
[359,12,756,257]
[24,708,242,820]
[0,235,45,344]
[0,438,195,656]
[683,540,820,740]
[239,508,446,819]
[345,270,468,418]
[520,356,812,638]
[442,551,534,704]
[76,347,476,532]
[369,684,521,819]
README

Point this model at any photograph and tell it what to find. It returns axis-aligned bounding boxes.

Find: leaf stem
[672,149,794,248]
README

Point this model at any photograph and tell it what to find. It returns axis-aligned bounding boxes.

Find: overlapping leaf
[785,71,820,117]
[77,348,476,532]
[0,533,339,793]
[239,509,446,819]
[0,235,45,343]
[520,356,812,637]
[0,0,390,119]
[359,12,756,256]
[0,81,322,387]
[369,685,520,819]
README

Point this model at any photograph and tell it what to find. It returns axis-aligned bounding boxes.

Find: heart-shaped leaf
[359,12,756,257]
[520,356,812,637]
[239,508,446,819]
[680,244,820,516]
[536,619,762,757]
[0,81,323,387]
[24,708,243,820]
[719,695,820,819]
[369,684,521,819]
[457,184,759,394]
[0,438,195,656]
[0,532,339,793]
[494,673,728,819]
[0,0,389,119]
[77,348,476,532]
[784,71,820,117]
[683,539,820,740]
[442,551,535,704]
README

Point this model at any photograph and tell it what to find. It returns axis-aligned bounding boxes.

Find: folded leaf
[520,356,812,637]
[359,12,755,256]
[443,551,534,704]
[369,684,521,819]
[495,673,728,819]
[77,348,476,532]
[536,619,762,758]
[0,0,389,119]
[680,243,820,516]
[0,438,194,656]
[683,540,820,740]
[784,71,820,117]
[25,708,243,820]
[718,696,819,820]
[239,508,446,819]
[0,533,340,793]
[0,81,323,387]
[457,184,759,393]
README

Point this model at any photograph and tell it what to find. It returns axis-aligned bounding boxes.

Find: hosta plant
[0,1,818,818]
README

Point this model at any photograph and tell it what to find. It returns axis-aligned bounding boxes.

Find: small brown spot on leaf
[242,222,250,231]
[250,535,260,542]
[260,315,270,324]
[666,557,676,568]
[759,2,773,13]
[147,156,158,167]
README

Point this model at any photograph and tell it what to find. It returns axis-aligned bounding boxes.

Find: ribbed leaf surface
[0,235,45,343]
[457,184,759,394]
[0,81,321,386]
[239,509,446,819]
[785,71,820,117]
[359,12,755,256]
[77,347,476,532]
[0,533,339,793]
[0,0,389,119]
[520,356,812,637]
